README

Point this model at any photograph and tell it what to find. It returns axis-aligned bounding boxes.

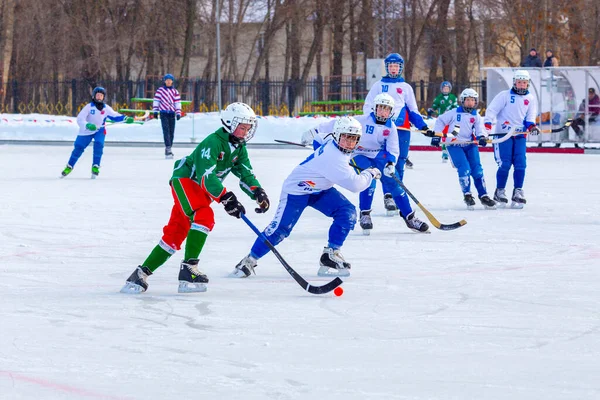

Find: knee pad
[192,207,215,232]
[335,204,357,230]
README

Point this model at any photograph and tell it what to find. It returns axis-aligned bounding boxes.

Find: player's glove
[364,167,381,180]
[477,135,488,147]
[124,116,134,124]
[176,114,181,121]
[220,191,246,219]
[153,111,159,119]
[431,136,441,147]
[422,128,435,137]
[85,123,97,131]
[383,162,395,177]
[253,187,270,213]
[300,128,318,146]
[528,125,540,135]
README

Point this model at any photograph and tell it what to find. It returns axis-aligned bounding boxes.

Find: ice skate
[61,164,73,178]
[511,188,526,209]
[231,254,257,278]
[91,164,100,179]
[441,151,449,163]
[403,211,430,233]
[165,146,174,160]
[178,259,208,293]
[318,247,351,277]
[479,194,497,210]
[359,210,373,236]
[493,188,508,208]
[383,193,397,216]
[405,158,414,169]
[463,192,476,210]
[120,266,153,294]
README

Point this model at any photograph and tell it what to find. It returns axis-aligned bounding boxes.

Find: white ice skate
[317,247,351,277]
[511,188,526,209]
[230,255,257,278]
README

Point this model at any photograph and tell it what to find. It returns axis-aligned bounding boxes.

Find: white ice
[1,144,599,400]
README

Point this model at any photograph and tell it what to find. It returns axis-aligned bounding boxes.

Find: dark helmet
[92,87,106,102]
[384,53,404,78]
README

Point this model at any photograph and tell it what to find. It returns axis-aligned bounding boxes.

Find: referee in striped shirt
[153,74,182,158]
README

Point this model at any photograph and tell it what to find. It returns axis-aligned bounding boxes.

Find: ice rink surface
[1,144,599,400]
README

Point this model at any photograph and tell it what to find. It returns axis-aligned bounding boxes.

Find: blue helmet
[384,53,404,78]
[163,74,175,82]
[92,86,106,102]
[440,81,452,92]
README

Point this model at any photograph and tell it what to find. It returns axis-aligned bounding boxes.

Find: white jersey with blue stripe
[310,114,399,163]
[281,140,373,195]
[483,89,537,134]
[76,103,125,135]
[434,107,484,142]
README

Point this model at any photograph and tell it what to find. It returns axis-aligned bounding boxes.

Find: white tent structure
[483,67,600,145]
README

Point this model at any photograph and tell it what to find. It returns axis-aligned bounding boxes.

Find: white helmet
[332,116,362,154]
[220,102,258,144]
[372,93,395,123]
[513,70,530,95]
[459,88,479,113]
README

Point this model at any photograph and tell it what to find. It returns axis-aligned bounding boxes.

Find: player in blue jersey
[484,70,540,208]
[232,117,381,279]
[428,88,496,210]
[60,87,133,179]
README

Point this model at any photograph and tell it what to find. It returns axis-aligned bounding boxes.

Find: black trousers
[160,112,176,147]
[571,116,596,137]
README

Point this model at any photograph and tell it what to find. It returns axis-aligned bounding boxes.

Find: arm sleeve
[174,89,182,116]
[321,159,373,193]
[484,92,506,125]
[231,147,261,199]
[194,141,227,201]
[474,115,484,137]
[105,105,126,122]
[524,97,538,130]
[152,88,162,112]
[431,95,441,113]
[434,110,453,132]
[384,122,399,164]
[450,94,458,109]
[76,104,90,129]
[405,86,427,129]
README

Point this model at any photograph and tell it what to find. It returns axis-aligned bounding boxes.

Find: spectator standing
[521,48,543,68]
[543,50,559,67]
[153,74,182,159]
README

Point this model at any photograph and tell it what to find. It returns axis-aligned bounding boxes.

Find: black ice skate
[405,158,414,169]
[463,192,476,210]
[120,266,153,294]
[511,188,526,209]
[178,259,208,293]
[91,164,100,179]
[403,211,430,233]
[231,254,257,278]
[165,147,174,160]
[479,194,497,210]
[383,193,398,216]
[318,247,351,277]
[360,210,373,235]
[493,188,509,208]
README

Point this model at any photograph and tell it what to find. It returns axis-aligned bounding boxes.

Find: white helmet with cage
[459,88,479,113]
[372,93,395,123]
[513,69,531,95]
[332,116,362,154]
[220,102,258,144]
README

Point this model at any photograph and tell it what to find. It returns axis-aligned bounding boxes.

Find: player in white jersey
[60,87,133,179]
[484,70,540,208]
[232,117,381,278]
[428,88,496,210]
[362,53,434,213]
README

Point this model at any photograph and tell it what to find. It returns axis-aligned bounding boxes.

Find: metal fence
[0,76,487,116]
